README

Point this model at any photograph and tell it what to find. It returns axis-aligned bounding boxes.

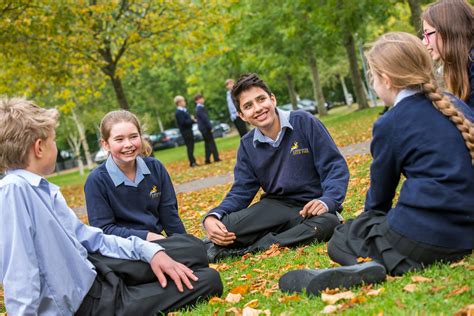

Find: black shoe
[279,261,386,295]
[206,242,251,263]
[215,159,222,162]
[205,161,212,165]
[190,162,199,167]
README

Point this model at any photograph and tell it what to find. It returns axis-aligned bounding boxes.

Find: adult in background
[174,95,198,167]
[195,94,221,164]
[226,79,248,137]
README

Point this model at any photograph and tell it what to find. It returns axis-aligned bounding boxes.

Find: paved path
[72,140,370,217]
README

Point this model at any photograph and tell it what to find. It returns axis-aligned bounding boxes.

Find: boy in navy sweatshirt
[202,73,349,262]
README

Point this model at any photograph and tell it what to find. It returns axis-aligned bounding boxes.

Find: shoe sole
[306,262,386,295]
[279,270,320,293]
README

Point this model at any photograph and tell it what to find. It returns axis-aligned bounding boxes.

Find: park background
[0,0,473,315]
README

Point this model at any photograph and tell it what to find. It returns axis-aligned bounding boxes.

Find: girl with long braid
[279,32,474,295]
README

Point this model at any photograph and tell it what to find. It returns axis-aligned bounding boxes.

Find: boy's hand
[300,199,328,217]
[146,232,165,241]
[203,216,236,246]
[150,251,198,292]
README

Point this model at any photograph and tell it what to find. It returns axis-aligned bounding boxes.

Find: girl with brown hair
[279,32,474,295]
[422,0,473,108]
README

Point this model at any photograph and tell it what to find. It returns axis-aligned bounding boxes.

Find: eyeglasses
[423,30,436,44]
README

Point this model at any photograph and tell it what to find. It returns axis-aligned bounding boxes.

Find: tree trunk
[109,74,130,110]
[308,53,328,116]
[338,74,352,106]
[67,134,85,176]
[407,0,423,38]
[71,108,94,169]
[285,73,298,110]
[343,32,369,110]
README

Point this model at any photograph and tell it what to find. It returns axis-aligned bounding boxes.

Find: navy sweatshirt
[209,110,349,217]
[196,104,212,133]
[85,157,186,240]
[366,93,474,249]
[175,109,194,134]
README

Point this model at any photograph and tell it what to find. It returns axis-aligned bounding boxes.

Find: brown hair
[366,32,474,164]
[422,0,473,102]
[100,110,152,157]
[231,73,273,112]
[0,98,59,172]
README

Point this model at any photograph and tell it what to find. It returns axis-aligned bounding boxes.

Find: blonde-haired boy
[0,98,222,315]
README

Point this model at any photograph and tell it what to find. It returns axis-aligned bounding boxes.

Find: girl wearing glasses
[279,32,474,296]
[422,0,473,109]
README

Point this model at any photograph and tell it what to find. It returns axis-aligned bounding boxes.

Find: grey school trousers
[76,234,223,316]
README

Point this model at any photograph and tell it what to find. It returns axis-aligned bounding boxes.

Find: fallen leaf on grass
[244,299,259,308]
[394,299,405,308]
[411,276,433,283]
[167,312,181,316]
[242,307,270,316]
[386,276,403,281]
[278,294,300,303]
[449,259,466,268]
[230,285,250,295]
[225,307,242,316]
[403,284,417,293]
[445,285,470,298]
[454,304,474,316]
[321,304,342,314]
[366,288,385,296]
[209,296,225,305]
[209,263,231,272]
[225,293,242,303]
[321,291,355,305]
[429,285,446,293]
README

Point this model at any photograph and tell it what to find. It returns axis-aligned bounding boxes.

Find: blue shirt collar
[105,155,151,187]
[177,106,187,112]
[7,169,59,197]
[253,108,293,148]
[394,89,419,107]
[196,103,204,108]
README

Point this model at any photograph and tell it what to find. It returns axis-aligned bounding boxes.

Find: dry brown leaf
[411,276,433,283]
[403,284,417,293]
[321,291,356,305]
[450,259,466,268]
[167,312,181,316]
[225,293,242,303]
[209,296,225,305]
[230,285,250,295]
[321,304,343,314]
[210,263,231,272]
[322,288,342,295]
[394,299,405,308]
[244,299,259,309]
[445,285,470,298]
[242,307,270,316]
[454,304,474,316]
[225,307,242,316]
[252,268,265,273]
[278,294,300,303]
[386,276,403,281]
[367,288,385,296]
[429,285,446,293]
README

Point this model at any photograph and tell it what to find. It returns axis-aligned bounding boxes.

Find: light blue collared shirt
[227,90,238,121]
[106,155,150,187]
[0,169,163,315]
[253,109,293,148]
[393,89,419,107]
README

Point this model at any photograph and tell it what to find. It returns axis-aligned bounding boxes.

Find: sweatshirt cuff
[130,229,149,241]
[318,197,336,214]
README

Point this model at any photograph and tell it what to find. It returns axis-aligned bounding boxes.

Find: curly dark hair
[231,73,273,112]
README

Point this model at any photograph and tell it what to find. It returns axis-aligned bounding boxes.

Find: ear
[32,138,44,158]
[270,93,277,106]
[101,139,110,152]
[381,73,393,90]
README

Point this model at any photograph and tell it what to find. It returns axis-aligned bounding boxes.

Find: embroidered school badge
[290,141,309,156]
[149,185,161,199]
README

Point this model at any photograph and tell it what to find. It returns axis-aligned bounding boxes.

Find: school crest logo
[149,185,161,199]
[290,141,309,156]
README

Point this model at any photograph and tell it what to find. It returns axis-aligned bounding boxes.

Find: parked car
[278,98,332,114]
[192,121,229,140]
[150,128,184,150]
[94,147,108,164]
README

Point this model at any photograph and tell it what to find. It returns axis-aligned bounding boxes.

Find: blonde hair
[422,0,473,102]
[100,110,152,157]
[366,32,474,164]
[174,95,185,105]
[0,98,59,172]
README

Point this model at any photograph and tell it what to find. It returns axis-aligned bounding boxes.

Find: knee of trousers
[199,268,224,297]
[172,234,209,266]
[304,213,341,242]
